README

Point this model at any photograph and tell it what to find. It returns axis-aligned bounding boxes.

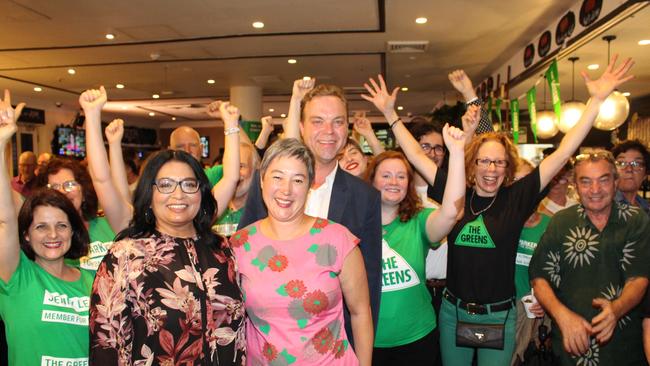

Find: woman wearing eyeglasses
[88,100,245,365]
[611,139,650,216]
[431,56,634,366]
[0,92,94,365]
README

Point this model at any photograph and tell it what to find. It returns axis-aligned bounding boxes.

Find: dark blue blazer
[239,167,382,344]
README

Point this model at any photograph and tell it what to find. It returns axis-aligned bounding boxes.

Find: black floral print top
[89,231,245,365]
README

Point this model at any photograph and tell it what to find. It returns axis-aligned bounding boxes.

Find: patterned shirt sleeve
[528,216,562,289]
[620,211,650,280]
[467,98,493,135]
[89,244,135,365]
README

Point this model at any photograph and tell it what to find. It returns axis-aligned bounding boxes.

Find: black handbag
[455,306,509,350]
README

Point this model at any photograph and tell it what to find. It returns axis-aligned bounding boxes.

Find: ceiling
[1,0,647,126]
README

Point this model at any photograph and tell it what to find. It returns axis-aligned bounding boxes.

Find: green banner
[510,99,520,144]
[487,94,493,123]
[527,87,538,143]
[545,60,562,126]
[495,98,503,130]
[240,120,262,141]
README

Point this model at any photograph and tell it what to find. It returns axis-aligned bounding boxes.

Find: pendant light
[536,74,559,139]
[593,35,629,131]
[559,57,586,133]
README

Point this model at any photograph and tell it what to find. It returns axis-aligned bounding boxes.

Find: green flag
[240,120,262,141]
[545,60,562,126]
[510,99,520,144]
[495,98,503,130]
[527,87,538,143]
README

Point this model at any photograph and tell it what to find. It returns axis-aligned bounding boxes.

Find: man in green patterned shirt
[529,150,650,366]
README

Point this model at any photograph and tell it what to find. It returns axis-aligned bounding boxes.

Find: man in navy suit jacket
[239,83,382,346]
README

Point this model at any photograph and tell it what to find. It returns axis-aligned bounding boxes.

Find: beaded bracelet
[224,127,240,136]
[389,118,402,129]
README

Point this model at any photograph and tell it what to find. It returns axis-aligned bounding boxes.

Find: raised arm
[539,55,634,190]
[105,119,131,202]
[353,114,384,156]
[0,90,24,282]
[80,87,132,232]
[255,115,274,150]
[424,124,466,243]
[361,75,438,183]
[448,69,493,135]
[209,101,240,218]
[283,78,316,140]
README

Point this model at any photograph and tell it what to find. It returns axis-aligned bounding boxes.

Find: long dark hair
[37,157,98,221]
[18,189,90,260]
[115,150,221,249]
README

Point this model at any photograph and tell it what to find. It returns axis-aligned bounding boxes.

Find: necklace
[469,189,498,216]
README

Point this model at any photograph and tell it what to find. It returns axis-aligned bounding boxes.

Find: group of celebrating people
[0,54,648,366]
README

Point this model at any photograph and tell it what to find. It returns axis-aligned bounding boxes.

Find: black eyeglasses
[47,180,80,193]
[153,178,200,194]
[420,143,444,155]
[475,158,509,168]
[615,160,645,171]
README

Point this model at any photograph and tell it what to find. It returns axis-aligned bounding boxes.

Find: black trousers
[372,328,439,366]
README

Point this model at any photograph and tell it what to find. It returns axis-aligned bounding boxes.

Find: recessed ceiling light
[116,84,125,89]
[67,68,76,75]
[207,79,215,84]
[269,108,275,112]
[252,21,264,29]
[401,87,409,92]
[148,112,155,117]
[152,94,160,99]
[587,64,599,70]
[397,106,404,111]
[303,76,311,81]
[33,87,42,92]
[105,33,115,40]
[415,17,428,24]
[172,117,177,121]
[405,74,411,78]
[622,92,631,97]
[280,113,287,118]
[409,56,416,60]
[288,59,297,64]
[638,40,650,46]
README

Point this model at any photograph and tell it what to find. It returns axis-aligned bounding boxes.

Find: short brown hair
[300,84,348,122]
[364,150,422,222]
[465,132,520,187]
[37,158,98,221]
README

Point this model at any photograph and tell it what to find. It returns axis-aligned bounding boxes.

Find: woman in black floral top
[89,144,245,364]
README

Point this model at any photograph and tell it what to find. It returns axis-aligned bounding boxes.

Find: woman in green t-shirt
[362,122,468,365]
[0,92,94,365]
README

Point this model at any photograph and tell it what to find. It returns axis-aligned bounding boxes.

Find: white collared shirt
[304,163,338,218]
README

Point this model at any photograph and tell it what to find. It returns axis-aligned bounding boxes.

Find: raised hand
[442,123,466,154]
[582,54,634,101]
[361,75,399,117]
[462,104,481,133]
[79,86,107,115]
[219,101,240,127]
[352,113,374,138]
[260,115,273,131]
[206,100,223,119]
[105,119,124,145]
[448,70,475,99]
[292,77,316,101]
[0,90,24,143]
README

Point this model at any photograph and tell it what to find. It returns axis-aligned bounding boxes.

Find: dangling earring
[145,207,154,224]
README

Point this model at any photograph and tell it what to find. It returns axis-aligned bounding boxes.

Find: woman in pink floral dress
[231,138,373,365]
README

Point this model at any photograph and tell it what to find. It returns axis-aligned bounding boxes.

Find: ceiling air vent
[387,41,429,53]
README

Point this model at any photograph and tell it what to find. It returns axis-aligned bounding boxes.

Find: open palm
[361,75,399,116]
[582,54,634,101]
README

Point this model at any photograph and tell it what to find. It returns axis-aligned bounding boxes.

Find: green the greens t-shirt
[0,252,94,366]
[375,208,436,347]
[514,214,550,299]
[66,216,115,272]
[205,164,224,188]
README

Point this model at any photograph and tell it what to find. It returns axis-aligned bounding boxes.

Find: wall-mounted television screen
[54,126,86,158]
